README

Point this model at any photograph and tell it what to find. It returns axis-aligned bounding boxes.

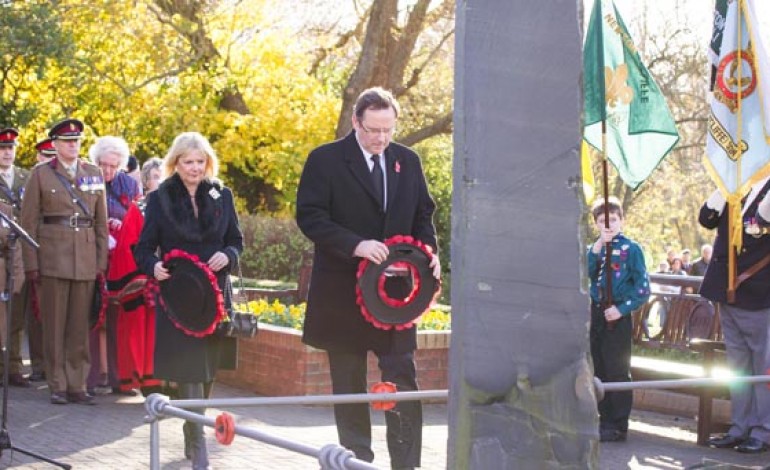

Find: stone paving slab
[1,381,769,469]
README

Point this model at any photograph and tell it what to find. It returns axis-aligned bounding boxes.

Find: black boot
[182,421,193,460]
[178,382,209,469]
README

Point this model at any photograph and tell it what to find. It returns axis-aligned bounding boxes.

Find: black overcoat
[296,131,437,354]
[134,174,243,383]
[699,179,770,310]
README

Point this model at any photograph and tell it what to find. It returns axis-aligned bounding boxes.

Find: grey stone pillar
[449,1,598,468]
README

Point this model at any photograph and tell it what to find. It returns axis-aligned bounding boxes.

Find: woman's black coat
[134,174,243,383]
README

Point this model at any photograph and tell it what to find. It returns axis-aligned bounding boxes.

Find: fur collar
[156,173,225,243]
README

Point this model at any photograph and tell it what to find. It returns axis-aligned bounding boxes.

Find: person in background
[126,155,143,195]
[87,136,141,396]
[296,87,439,469]
[35,137,57,163]
[668,256,687,276]
[20,118,109,405]
[702,185,770,453]
[690,243,713,277]
[666,246,678,269]
[681,248,693,274]
[0,128,30,387]
[587,196,650,443]
[134,132,242,469]
[140,157,163,194]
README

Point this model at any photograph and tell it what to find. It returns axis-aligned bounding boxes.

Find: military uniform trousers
[25,281,45,375]
[0,285,27,375]
[719,303,770,444]
[39,276,94,393]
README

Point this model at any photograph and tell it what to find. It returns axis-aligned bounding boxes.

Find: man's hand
[25,270,40,284]
[604,305,622,322]
[354,240,389,264]
[429,254,441,279]
[153,261,170,281]
[207,251,229,272]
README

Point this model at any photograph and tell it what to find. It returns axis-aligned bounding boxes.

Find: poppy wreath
[89,273,110,331]
[145,249,226,338]
[356,235,440,330]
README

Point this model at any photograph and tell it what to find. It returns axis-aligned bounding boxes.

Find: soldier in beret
[20,118,109,405]
[0,128,31,387]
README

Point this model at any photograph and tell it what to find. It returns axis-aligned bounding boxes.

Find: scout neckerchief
[49,162,92,218]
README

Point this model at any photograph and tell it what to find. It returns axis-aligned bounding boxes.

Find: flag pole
[727,0,745,304]
[601,120,617,330]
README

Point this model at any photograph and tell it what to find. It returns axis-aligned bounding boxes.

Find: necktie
[370,154,384,210]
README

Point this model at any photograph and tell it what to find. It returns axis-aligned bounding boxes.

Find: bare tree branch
[398,112,452,147]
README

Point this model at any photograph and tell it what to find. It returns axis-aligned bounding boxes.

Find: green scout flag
[583,0,680,190]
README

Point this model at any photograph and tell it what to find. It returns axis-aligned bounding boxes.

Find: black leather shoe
[8,373,30,387]
[707,434,745,448]
[600,429,627,442]
[50,392,68,405]
[28,371,46,382]
[736,437,768,453]
[67,392,96,406]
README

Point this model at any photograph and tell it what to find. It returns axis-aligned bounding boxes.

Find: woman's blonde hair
[162,132,219,179]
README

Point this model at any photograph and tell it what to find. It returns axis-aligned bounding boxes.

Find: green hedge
[238,213,312,282]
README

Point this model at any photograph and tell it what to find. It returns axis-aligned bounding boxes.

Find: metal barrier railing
[594,375,770,400]
[144,390,449,470]
[144,376,770,467]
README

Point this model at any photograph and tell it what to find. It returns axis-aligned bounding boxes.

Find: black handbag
[216,266,259,338]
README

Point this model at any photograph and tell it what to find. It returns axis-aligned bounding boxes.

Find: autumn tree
[0,1,72,159]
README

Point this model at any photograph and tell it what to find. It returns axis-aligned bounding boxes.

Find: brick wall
[216,324,450,396]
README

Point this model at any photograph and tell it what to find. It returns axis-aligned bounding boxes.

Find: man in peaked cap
[20,117,109,405]
[0,127,31,387]
[35,138,57,164]
[24,137,58,382]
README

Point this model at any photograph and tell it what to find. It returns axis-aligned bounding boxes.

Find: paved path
[1,381,769,469]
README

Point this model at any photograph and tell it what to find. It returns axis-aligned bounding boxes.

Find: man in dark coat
[690,243,713,277]
[700,182,770,453]
[296,87,439,469]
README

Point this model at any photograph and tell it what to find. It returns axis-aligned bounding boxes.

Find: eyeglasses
[358,121,396,136]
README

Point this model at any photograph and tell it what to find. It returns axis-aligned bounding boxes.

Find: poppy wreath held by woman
[356,234,441,330]
[145,249,226,338]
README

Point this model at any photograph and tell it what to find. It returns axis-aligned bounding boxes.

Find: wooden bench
[238,250,313,304]
[631,273,728,446]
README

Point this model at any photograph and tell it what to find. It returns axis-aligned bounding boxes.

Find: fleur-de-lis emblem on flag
[604,64,634,108]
